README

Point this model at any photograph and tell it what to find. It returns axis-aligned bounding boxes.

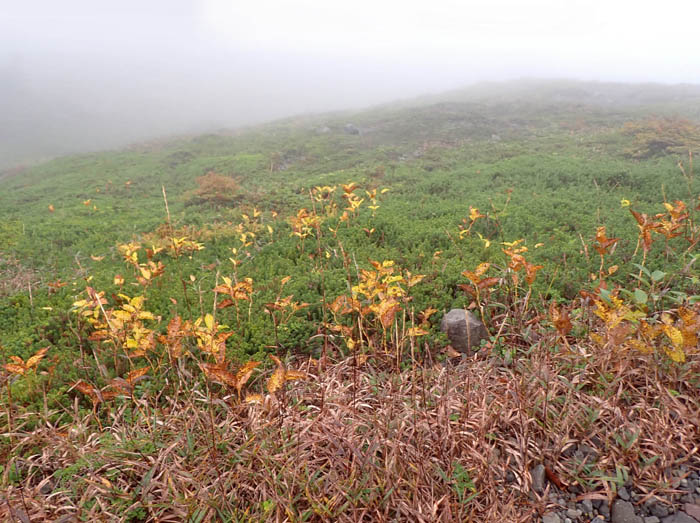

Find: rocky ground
[537,458,700,523]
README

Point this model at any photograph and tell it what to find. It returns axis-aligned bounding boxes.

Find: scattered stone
[440,309,488,354]
[576,444,599,461]
[591,518,606,523]
[619,487,631,501]
[581,499,594,514]
[661,512,697,523]
[531,464,546,494]
[683,504,700,521]
[542,512,561,523]
[645,517,661,523]
[566,508,583,518]
[38,478,54,495]
[600,501,611,518]
[652,504,671,518]
[612,499,643,523]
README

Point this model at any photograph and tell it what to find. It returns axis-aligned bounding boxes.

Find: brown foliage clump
[187,171,240,205]
[2,344,698,522]
[622,117,700,158]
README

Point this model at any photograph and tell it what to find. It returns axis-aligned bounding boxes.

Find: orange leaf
[235,360,261,394]
[25,347,49,369]
[125,367,149,385]
[267,355,286,394]
[3,363,26,375]
[200,363,239,388]
[284,370,308,383]
[550,304,572,336]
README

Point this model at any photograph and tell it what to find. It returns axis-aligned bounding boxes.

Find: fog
[2,0,700,168]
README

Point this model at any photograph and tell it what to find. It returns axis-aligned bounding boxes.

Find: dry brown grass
[1,337,698,522]
[0,254,42,298]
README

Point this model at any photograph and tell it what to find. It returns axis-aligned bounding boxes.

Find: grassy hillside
[1,81,699,521]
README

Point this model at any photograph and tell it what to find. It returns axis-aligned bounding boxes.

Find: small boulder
[530,464,546,494]
[440,309,488,354]
[344,123,361,135]
[542,513,561,523]
[612,500,643,523]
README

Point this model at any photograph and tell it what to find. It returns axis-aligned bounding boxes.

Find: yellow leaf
[590,333,604,346]
[112,310,131,322]
[245,393,263,404]
[26,347,49,369]
[130,296,145,310]
[665,344,686,363]
[204,313,215,331]
[627,338,654,354]
[267,366,285,394]
[469,206,484,221]
[3,363,26,375]
[284,370,308,382]
[407,327,429,336]
[664,324,684,349]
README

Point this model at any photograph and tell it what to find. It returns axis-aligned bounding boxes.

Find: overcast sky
[1,0,700,166]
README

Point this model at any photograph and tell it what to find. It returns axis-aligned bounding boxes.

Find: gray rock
[531,464,546,494]
[581,499,594,514]
[591,518,606,523]
[542,513,561,523]
[652,504,671,518]
[344,123,360,135]
[683,504,700,520]
[645,518,661,523]
[566,508,582,518]
[661,513,697,523]
[619,487,631,500]
[440,309,488,354]
[38,478,54,495]
[612,500,643,523]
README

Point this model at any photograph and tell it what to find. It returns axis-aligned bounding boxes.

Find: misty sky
[2,0,700,166]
